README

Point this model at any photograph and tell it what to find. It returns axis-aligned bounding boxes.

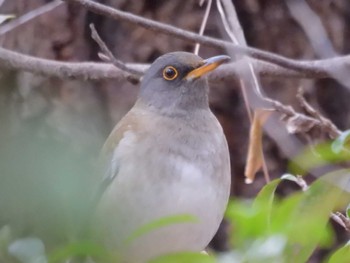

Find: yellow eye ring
[163,66,178,81]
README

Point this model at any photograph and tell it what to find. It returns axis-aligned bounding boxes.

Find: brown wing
[101,110,141,159]
[94,109,143,201]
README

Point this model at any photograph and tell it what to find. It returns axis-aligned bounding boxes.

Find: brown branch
[89,23,142,84]
[63,0,350,77]
[0,44,350,82]
[0,46,350,82]
[0,46,147,80]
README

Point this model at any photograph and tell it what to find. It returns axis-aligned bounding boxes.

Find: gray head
[138,52,230,115]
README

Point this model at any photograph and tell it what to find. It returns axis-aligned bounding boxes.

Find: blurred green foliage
[125,214,198,246]
[0,117,101,262]
[1,120,350,263]
[289,130,350,176]
[225,173,347,263]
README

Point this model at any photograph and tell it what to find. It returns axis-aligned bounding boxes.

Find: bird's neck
[135,96,210,118]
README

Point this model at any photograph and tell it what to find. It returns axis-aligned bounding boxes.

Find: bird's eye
[163,66,178,81]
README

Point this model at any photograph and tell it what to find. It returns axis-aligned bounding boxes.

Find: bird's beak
[185,55,231,81]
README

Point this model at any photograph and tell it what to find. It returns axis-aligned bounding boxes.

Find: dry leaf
[244,109,273,184]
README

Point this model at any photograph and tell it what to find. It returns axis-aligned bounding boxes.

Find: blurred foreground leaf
[225,169,350,262]
[253,178,281,223]
[150,252,216,263]
[8,237,47,263]
[328,243,350,263]
[332,130,350,154]
[125,214,198,246]
[49,241,111,263]
[289,142,350,175]
[0,119,100,256]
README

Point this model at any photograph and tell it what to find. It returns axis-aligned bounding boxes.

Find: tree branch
[63,0,350,78]
[0,46,147,81]
[0,46,350,82]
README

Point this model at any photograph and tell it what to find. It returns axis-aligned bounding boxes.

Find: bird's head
[138,52,230,114]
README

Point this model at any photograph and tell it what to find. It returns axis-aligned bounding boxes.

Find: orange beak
[185,55,231,80]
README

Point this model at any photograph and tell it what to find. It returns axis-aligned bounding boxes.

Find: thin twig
[89,24,141,76]
[216,0,253,122]
[265,97,339,139]
[334,212,350,231]
[296,175,309,191]
[194,0,212,55]
[216,0,239,45]
[89,23,142,84]
[297,88,322,119]
[0,0,63,35]
[296,88,341,139]
[331,212,350,231]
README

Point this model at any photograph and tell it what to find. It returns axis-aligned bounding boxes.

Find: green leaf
[282,172,348,262]
[48,241,111,263]
[226,179,284,248]
[226,166,350,262]
[254,179,281,206]
[289,143,350,175]
[125,214,198,245]
[0,14,15,25]
[253,179,281,227]
[332,130,350,154]
[269,193,304,234]
[327,243,350,263]
[225,200,270,247]
[150,252,216,263]
[347,203,350,219]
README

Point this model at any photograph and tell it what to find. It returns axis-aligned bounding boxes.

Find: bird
[93,51,231,263]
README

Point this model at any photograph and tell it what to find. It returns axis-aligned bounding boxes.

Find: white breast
[95,113,231,263]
